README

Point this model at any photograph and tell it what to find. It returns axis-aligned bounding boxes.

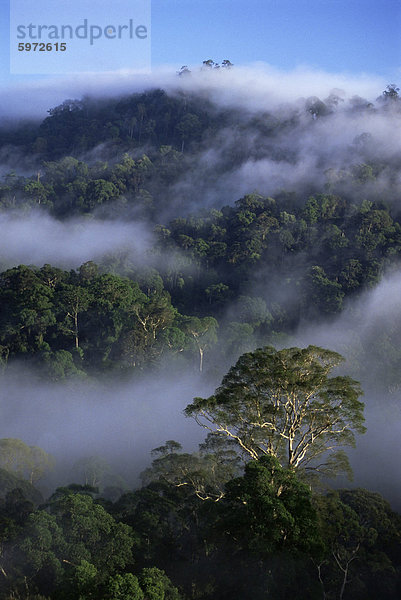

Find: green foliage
[105,572,144,600]
[0,263,215,376]
[186,345,365,480]
[48,492,134,578]
[1,130,401,365]
[141,435,241,502]
[0,439,54,484]
[218,455,322,557]
[72,559,98,598]
[139,567,181,600]
[315,489,401,599]
[307,265,344,314]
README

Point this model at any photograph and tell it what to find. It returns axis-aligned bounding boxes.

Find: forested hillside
[0,78,401,599]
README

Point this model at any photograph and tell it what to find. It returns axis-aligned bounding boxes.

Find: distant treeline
[0,84,399,161]
[1,187,401,383]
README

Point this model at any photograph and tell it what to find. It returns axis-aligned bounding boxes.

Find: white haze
[171,97,401,213]
[0,369,213,489]
[292,269,401,377]
[0,63,386,121]
[291,271,401,509]
[1,64,400,218]
[0,211,153,269]
[174,64,386,112]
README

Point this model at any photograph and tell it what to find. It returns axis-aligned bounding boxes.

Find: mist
[0,63,400,511]
[0,366,215,493]
[0,210,155,270]
[1,64,400,221]
[164,100,401,219]
[0,63,386,121]
[288,270,401,509]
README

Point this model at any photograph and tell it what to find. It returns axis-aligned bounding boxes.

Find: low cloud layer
[0,63,387,121]
[0,368,213,488]
[0,211,153,269]
[1,64,400,220]
[291,271,401,508]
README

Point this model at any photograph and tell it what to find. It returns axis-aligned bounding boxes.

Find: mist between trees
[0,70,401,599]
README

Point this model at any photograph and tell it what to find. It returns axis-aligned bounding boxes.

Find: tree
[16,510,65,593]
[42,348,86,381]
[0,438,33,479]
[185,346,365,480]
[57,283,92,349]
[0,265,56,354]
[28,445,56,484]
[139,567,181,600]
[0,491,136,599]
[72,455,114,488]
[141,436,241,502]
[175,113,202,152]
[379,84,400,103]
[181,316,218,372]
[217,455,321,557]
[71,455,126,492]
[315,489,401,600]
[307,266,344,315]
[205,283,231,307]
[0,471,43,505]
[83,273,147,366]
[132,293,176,345]
[202,59,216,69]
[81,179,119,211]
[224,321,255,358]
[0,439,54,484]
[234,295,272,328]
[23,178,53,207]
[177,65,191,77]
[306,97,330,118]
[48,492,134,579]
[67,559,98,599]
[105,572,144,599]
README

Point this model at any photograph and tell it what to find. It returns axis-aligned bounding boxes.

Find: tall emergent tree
[185,346,365,479]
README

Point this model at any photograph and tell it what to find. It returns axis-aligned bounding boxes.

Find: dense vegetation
[0,347,400,599]
[0,80,401,598]
[2,86,401,384]
[1,189,401,385]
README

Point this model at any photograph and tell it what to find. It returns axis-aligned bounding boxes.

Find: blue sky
[151,0,401,78]
[0,0,400,85]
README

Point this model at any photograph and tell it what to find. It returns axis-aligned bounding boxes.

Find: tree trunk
[74,312,79,348]
[339,565,348,600]
[199,347,204,373]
